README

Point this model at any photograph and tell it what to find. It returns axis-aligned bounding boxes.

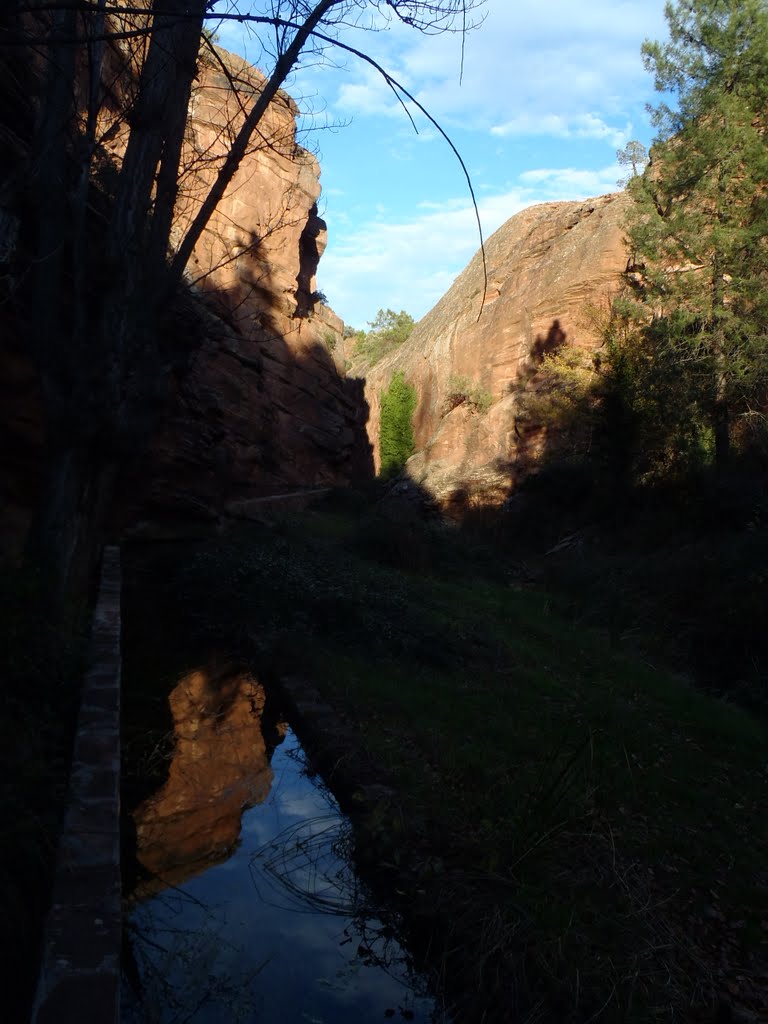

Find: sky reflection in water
[125,718,445,1023]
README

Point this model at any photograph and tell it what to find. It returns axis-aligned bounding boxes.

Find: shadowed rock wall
[0,42,372,552]
[113,48,373,531]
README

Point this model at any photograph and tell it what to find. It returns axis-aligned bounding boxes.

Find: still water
[123,666,446,1023]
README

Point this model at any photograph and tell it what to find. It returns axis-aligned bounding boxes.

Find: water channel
[122,664,447,1023]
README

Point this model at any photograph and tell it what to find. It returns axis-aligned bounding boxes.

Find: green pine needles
[379,372,417,479]
[623,0,768,471]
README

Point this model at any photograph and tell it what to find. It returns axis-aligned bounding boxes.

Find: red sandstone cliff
[0,44,372,551]
[363,192,632,509]
[117,49,373,530]
[133,666,284,888]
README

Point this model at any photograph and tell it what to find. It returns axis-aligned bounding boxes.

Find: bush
[445,374,493,415]
[379,371,417,479]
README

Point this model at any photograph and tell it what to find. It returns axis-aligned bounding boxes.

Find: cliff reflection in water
[125,665,446,1023]
[133,664,286,889]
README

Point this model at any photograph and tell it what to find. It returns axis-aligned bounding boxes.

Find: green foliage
[379,371,417,479]
[616,139,648,185]
[444,374,493,415]
[600,297,723,481]
[322,328,338,353]
[625,0,768,469]
[367,307,415,343]
[129,508,768,1023]
[352,308,415,367]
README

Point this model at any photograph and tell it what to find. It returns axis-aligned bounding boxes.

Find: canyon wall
[0,42,372,551]
[116,48,373,531]
[364,192,631,509]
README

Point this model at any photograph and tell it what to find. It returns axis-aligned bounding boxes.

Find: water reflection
[124,667,447,1023]
[132,665,284,890]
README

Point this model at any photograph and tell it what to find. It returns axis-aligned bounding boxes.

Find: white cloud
[317,198,507,326]
[519,163,624,197]
[317,167,625,326]
[491,112,630,147]
[292,0,669,135]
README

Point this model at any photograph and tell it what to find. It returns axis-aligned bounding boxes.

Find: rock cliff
[116,49,373,530]
[364,192,631,509]
[0,43,373,551]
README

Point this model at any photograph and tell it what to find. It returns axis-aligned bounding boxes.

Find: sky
[213,0,671,329]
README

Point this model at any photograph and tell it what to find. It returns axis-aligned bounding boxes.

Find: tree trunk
[710,245,730,471]
[25,445,116,608]
[713,395,730,469]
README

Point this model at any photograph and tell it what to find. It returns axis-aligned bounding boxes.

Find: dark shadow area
[0,23,374,1019]
[530,317,567,365]
[1,202,375,551]
[0,19,146,1018]
[454,316,768,714]
[117,467,768,1024]
[294,200,325,317]
[106,196,374,536]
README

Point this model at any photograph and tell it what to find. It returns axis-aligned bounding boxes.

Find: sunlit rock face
[133,667,284,888]
[363,192,631,509]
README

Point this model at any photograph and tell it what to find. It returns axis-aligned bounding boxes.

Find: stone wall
[32,549,122,1024]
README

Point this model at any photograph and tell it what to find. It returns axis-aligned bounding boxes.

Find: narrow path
[32,547,122,1024]
[225,486,330,518]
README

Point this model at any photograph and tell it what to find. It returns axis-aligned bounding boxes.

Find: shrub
[379,371,417,478]
[445,374,493,415]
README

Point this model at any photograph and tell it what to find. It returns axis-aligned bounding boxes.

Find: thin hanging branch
[305,26,489,321]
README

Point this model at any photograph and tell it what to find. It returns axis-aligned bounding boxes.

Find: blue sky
[213,1,670,329]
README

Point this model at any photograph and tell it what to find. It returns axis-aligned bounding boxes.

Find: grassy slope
[124,500,768,1023]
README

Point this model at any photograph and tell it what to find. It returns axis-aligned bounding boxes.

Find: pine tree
[626,0,768,469]
[617,140,649,183]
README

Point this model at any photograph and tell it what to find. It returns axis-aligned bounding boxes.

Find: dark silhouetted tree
[1,0,484,600]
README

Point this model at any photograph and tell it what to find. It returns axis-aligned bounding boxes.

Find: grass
[122,495,768,1023]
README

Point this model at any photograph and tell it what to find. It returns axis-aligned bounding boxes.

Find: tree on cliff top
[1,0,485,601]
[352,308,416,366]
[623,0,768,471]
[616,140,648,185]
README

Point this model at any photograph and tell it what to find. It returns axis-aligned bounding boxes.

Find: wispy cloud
[299,0,669,131]
[317,167,623,326]
[491,113,630,148]
[519,163,624,195]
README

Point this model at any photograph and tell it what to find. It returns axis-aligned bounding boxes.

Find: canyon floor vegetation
[121,483,768,1024]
